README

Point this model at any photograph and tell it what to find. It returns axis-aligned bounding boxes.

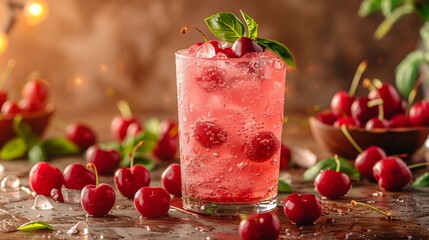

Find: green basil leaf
[278,178,292,193]
[205,12,245,42]
[412,172,429,187]
[99,142,122,152]
[240,10,258,39]
[122,131,158,156]
[28,144,47,164]
[12,116,37,145]
[381,0,405,16]
[303,157,361,181]
[17,221,55,232]
[144,118,161,137]
[416,1,429,21]
[0,137,27,160]
[256,37,295,67]
[395,50,425,98]
[420,22,429,50]
[358,0,382,17]
[41,138,80,156]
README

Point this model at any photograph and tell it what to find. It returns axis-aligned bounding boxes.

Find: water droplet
[237,162,247,169]
[212,152,220,158]
[32,195,53,210]
[66,221,89,236]
[0,175,20,190]
[62,188,82,204]
[397,198,404,203]
[372,191,383,197]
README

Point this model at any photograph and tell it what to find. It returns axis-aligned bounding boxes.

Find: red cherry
[50,188,64,202]
[238,213,280,240]
[283,193,322,225]
[111,115,142,142]
[114,165,151,199]
[331,90,354,116]
[18,98,45,113]
[161,163,182,197]
[85,146,121,175]
[194,120,227,148]
[195,66,226,91]
[365,117,389,130]
[0,91,6,109]
[354,146,386,181]
[63,162,96,190]
[245,131,279,162]
[153,120,178,161]
[66,123,97,150]
[1,100,21,118]
[81,183,116,217]
[409,100,429,127]
[372,157,412,191]
[22,79,50,106]
[222,47,238,58]
[134,187,171,218]
[388,114,410,128]
[333,116,359,128]
[314,169,351,199]
[315,110,338,125]
[126,122,143,138]
[280,143,291,170]
[368,83,402,119]
[29,162,64,196]
[351,97,378,126]
[232,37,263,57]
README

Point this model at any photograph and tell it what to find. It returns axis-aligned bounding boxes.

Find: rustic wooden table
[0,114,428,239]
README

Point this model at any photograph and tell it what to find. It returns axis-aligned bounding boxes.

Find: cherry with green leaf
[314,155,352,199]
[111,100,142,142]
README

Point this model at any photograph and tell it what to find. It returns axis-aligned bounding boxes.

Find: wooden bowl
[309,116,429,159]
[0,105,54,148]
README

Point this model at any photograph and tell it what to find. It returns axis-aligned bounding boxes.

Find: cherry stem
[86,163,99,187]
[340,125,363,153]
[0,59,16,89]
[350,200,393,219]
[118,100,132,119]
[181,26,208,43]
[348,61,368,97]
[334,154,341,172]
[367,98,384,120]
[406,74,427,115]
[408,162,429,170]
[130,140,145,168]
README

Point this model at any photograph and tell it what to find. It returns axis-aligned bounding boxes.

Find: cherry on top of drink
[182,10,295,67]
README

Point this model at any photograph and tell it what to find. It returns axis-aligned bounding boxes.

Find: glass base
[182,196,277,216]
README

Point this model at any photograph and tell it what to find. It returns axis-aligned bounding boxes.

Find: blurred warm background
[0,0,421,139]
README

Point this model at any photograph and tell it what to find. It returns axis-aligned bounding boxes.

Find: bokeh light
[24,0,49,26]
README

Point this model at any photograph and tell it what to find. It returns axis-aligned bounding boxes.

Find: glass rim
[175,49,283,63]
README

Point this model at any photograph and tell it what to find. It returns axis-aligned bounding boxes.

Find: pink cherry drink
[175,46,286,215]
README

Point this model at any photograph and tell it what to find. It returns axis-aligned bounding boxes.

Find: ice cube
[0,175,20,191]
[195,43,216,58]
[61,188,82,204]
[66,221,89,236]
[32,195,53,210]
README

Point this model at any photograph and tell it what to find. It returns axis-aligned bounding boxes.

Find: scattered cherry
[66,123,97,150]
[280,143,291,170]
[283,193,322,225]
[29,162,64,196]
[372,157,412,191]
[245,131,279,162]
[85,145,121,175]
[80,163,116,217]
[153,120,178,161]
[238,213,280,240]
[21,79,50,106]
[314,156,351,199]
[134,187,171,218]
[63,162,96,190]
[194,120,227,148]
[232,37,263,57]
[111,100,142,142]
[161,163,182,197]
[354,146,386,181]
[114,141,151,199]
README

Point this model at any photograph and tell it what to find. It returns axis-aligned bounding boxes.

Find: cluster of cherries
[28,153,182,218]
[315,62,429,129]
[0,79,50,118]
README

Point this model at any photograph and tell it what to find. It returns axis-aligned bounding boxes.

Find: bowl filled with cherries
[309,61,429,159]
[0,78,54,148]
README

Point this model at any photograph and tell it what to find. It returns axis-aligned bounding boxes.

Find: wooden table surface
[0,113,428,240]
